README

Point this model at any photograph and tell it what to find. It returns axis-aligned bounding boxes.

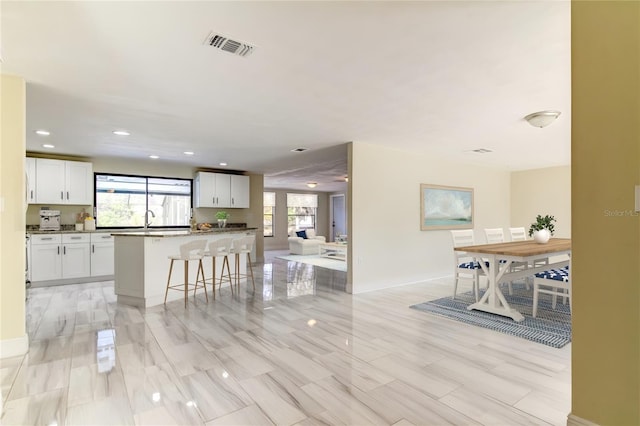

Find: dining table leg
[467,255,525,322]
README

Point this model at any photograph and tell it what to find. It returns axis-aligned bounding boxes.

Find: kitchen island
[112,228,257,308]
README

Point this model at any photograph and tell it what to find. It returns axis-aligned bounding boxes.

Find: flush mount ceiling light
[113,130,130,136]
[306,182,317,188]
[35,130,50,136]
[183,151,194,156]
[149,155,159,159]
[219,162,227,166]
[42,144,55,149]
[524,110,561,128]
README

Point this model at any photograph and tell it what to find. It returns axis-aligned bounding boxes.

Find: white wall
[348,142,511,294]
[511,166,571,238]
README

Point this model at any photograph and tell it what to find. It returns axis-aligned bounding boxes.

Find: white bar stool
[163,239,208,308]
[230,235,256,292]
[205,237,234,297]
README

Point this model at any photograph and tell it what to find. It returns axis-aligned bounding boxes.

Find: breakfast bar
[112,228,256,308]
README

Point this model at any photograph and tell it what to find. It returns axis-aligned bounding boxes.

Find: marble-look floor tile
[180,367,253,421]
[205,404,275,426]
[369,354,461,399]
[122,362,204,425]
[65,396,134,425]
[439,386,549,425]
[67,363,128,407]
[17,258,571,426]
[7,358,70,400]
[0,356,24,404]
[0,388,67,426]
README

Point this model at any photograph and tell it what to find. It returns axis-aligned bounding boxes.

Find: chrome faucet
[144,209,155,228]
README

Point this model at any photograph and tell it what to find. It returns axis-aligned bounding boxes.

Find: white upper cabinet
[194,172,245,208]
[34,158,93,205]
[230,175,250,208]
[25,157,37,204]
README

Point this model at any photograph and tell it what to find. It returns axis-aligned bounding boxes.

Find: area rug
[276,254,347,272]
[410,283,571,348]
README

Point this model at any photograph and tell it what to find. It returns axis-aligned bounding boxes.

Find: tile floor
[1,253,571,425]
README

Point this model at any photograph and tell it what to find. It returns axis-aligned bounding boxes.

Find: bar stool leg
[247,253,255,291]
[193,260,208,302]
[221,255,233,295]
[164,259,174,305]
[184,260,189,308]
[211,256,217,300]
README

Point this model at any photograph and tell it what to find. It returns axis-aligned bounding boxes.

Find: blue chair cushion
[295,230,308,239]
[535,267,570,282]
[458,261,483,269]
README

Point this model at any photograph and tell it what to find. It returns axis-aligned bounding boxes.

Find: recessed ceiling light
[291,148,308,152]
[113,130,130,136]
[219,162,227,166]
[183,151,194,156]
[35,130,50,136]
[471,148,492,154]
[306,182,317,188]
[42,144,55,149]
[149,155,159,159]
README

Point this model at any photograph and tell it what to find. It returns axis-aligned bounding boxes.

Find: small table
[319,242,347,261]
[455,238,571,322]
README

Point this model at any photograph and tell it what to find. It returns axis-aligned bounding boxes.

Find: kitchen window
[95,174,192,228]
[287,193,317,236]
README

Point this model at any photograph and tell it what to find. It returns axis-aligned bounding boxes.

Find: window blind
[264,191,276,207]
[287,193,318,208]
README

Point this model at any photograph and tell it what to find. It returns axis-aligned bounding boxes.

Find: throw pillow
[296,230,308,239]
[306,229,316,238]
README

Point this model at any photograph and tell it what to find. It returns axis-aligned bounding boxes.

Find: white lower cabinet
[30,233,110,283]
[62,234,91,279]
[30,234,63,282]
[91,233,114,276]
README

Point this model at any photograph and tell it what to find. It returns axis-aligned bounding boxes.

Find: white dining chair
[484,227,513,294]
[532,265,571,318]
[451,230,485,302]
[484,228,505,244]
[510,226,547,290]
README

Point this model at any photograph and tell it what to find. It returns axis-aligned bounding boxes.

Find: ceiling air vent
[204,32,255,57]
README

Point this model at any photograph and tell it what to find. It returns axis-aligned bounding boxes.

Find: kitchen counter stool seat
[230,235,256,292]
[164,239,208,308]
[204,237,234,297]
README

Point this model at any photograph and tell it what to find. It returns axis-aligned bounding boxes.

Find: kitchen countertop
[110,227,257,237]
[27,226,257,236]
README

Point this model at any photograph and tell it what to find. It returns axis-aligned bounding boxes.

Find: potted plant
[215,211,230,228]
[528,214,556,244]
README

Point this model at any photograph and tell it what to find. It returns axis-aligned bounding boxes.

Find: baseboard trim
[0,334,29,359]
[568,413,600,426]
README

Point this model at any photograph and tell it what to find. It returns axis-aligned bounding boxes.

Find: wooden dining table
[454,238,571,322]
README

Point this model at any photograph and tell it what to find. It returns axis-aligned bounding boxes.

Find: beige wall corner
[511,166,571,238]
[0,74,28,358]
[572,1,640,424]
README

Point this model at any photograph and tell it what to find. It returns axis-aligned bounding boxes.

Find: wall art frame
[420,184,474,230]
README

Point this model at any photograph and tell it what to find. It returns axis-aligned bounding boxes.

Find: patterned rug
[410,283,571,348]
[276,254,347,272]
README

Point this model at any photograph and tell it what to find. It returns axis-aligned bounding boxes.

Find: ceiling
[1,1,570,193]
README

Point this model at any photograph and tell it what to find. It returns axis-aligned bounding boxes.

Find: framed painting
[420,184,474,230]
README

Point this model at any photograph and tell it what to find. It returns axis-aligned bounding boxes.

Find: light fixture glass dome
[524,110,561,128]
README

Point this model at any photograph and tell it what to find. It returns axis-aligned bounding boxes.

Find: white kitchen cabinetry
[230,175,250,208]
[30,233,91,282]
[30,234,63,282]
[62,234,91,278]
[25,157,37,204]
[35,158,93,205]
[194,172,249,208]
[90,233,114,276]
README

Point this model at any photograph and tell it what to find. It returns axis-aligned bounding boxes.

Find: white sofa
[288,229,326,255]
